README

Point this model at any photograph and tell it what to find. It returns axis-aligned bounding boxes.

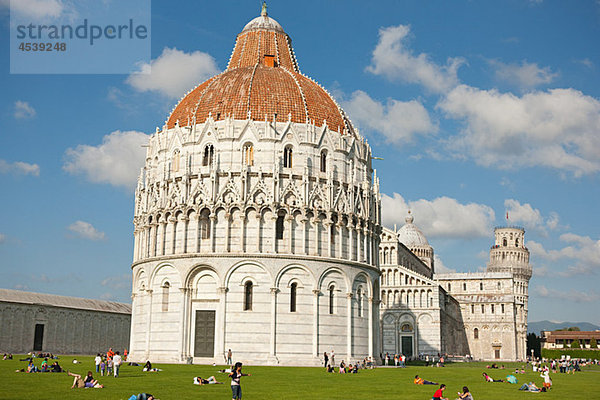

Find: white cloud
[127,47,220,98]
[490,60,557,88]
[504,199,559,234]
[342,90,437,145]
[67,220,105,241]
[528,233,600,275]
[101,274,132,290]
[14,101,36,119]
[63,130,148,189]
[99,292,115,301]
[381,192,495,239]
[0,233,5,244]
[434,254,455,273]
[575,58,594,69]
[1,0,64,20]
[535,285,599,303]
[438,85,600,176]
[0,159,40,176]
[366,25,464,93]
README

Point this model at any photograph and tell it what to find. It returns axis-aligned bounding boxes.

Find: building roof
[165,6,353,135]
[542,330,600,341]
[0,288,131,315]
[397,212,430,247]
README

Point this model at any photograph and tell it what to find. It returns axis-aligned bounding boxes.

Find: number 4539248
[19,42,66,51]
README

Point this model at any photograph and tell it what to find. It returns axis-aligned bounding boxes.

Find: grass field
[1,356,599,400]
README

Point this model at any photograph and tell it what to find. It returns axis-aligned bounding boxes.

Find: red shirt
[433,388,444,398]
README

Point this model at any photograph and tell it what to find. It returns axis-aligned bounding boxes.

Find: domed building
[128,5,382,365]
[396,212,434,270]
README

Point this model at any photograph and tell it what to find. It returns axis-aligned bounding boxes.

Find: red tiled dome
[166,9,353,134]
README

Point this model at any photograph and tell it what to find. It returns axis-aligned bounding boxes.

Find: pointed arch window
[243,143,254,166]
[283,146,293,168]
[474,328,479,339]
[328,285,335,314]
[202,144,214,166]
[276,215,285,240]
[244,281,253,311]
[320,150,327,173]
[162,282,170,312]
[290,282,297,312]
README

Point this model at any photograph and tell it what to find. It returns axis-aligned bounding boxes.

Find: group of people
[2,353,13,360]
[93,348,124,377]
[21,357,63,373]
[413,377,473,400]
[323,350,375,373]
[383,352,407,367]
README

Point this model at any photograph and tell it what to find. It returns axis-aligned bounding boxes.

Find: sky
[0,0,599,325]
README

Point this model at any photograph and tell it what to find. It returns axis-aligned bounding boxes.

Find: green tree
[590,338,598,349]
[571,339,581,349]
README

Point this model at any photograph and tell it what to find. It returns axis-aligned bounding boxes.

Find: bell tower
[487,225,531,360]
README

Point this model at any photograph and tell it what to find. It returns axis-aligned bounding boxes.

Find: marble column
[301,216,309,255]
[337,222,344,259]
[346,292,353,358]
[181,216,189,254]
[224,212,231,252]
[239,214,246,253]
[255,214,262,253]
[272,215,278,253]
[312,217,320,256]
[195,215,202,253]
[325,219,333,258]
[179,287,191,360]
[270,288,278,356]
[145,289,154,359]
[368,296,374,358]
[312,289,320,356]
[168,216,177,254]
[286,215,294,254]
[210,214,217,253]
[217,287,228,359]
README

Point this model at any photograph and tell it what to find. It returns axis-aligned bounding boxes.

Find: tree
[571,339,581,349]
[590,338,598,349]
[527,333,541,358]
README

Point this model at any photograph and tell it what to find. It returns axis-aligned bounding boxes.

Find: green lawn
[1,355,599,399]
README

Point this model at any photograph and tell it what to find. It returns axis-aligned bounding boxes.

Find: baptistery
[128,5,382,365]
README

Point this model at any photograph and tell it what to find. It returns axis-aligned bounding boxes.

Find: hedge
[541,348,600,359]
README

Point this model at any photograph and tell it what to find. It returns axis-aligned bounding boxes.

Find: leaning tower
[487,226,531,360]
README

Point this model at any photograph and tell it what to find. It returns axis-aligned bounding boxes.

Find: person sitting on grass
[339,361,346,374]
[68,371,104,388]
[482,372,504,382]
[456,386,473,400]
[540,371,552,390]
[433,384,448,400]
[51,361,63,373]
[128,393,157,400]
[414,375,438,385]
[193,376,223,385]
[143,360,152,371]
[326,364,335,373]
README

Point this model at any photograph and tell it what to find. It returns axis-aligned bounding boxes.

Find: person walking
[229,362,250,400]
[94,353,102,373]
[113,351,122,378]
[324,352,329,368]
[330,350,335,366]
[227,349,233,365]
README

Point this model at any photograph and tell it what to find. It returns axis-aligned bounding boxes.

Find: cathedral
[128,6,531,365]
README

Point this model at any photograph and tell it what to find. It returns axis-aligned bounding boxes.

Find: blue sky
[0,0,598,325]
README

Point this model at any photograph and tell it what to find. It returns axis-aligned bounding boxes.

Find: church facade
[128,7,531,365]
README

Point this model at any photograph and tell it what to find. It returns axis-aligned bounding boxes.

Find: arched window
[491,304,495,314]
[244,281,253,311]
[290,282,297,312]
[474,328,479,339]
[481,304,485,314]
[172,150,180,172]
[200,212,211,239]
[497,282,502,290]
[515,238,519,247]
[447,283,451,291]
[471,304,474,313]
[162,282,170,312]
[502,237,507,247]
[463,283,467,291]
[202,144,214,166]
[357,288,363,317]
[276,215,285,240]
[283,146,293,168]
[480,282,483,290]
[243,143,254,166]
[328,286,335,314]
[501,304,505,313]
[320,150,327,173]
[401,323,413,332]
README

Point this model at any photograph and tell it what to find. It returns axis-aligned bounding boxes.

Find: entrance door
[194,310,215,357]
[494,349,501,359]
[33,324,44,351]
[401,336,413,358]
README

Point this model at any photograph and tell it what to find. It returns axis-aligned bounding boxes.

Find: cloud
[490,60,557,88]
[434,254,455,273]
[67,220,106,241]
[504,199,559,234]
[0,159,40,176]
[13,101,36,119]
[575,58,594,69]
[0,233,5,244]
[342,90,437,145]
[99,292,115,301]
[382,192,495,239]
[438,85,600,176]
[63,130,148,189]
[528,233,600,276]
[101,274,132,290]
[366,25,464,93]
[535,285,599,303]
[1,0,64,20]
[127,47,220,98]
[13,284,29,291]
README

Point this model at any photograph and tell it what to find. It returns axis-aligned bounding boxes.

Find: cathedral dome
[397,212,430,247]
[166,7,353,134]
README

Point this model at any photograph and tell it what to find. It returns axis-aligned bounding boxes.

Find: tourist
[456,386,473,400]
[113,351,122,377]
[68,371,104,388]
[124,348,128,361]
[414,375,438,385]
[143,360,152,371]
[100,358,106,376]
[326,364,335,373]
[26,360,37,373]
[128,393,156,400]
[433,384,448,400]
[40,358,49,372]
[95,353,102,373]
[400,354,406,367]
[51,361,63,372]
[227,349,233,365]
[229,362,250,400]
[331,349,335,365]
[107,357,113,375]
[518,382,541,392]
[324,351,328,368]
[339,360,346,374]
[482,372,504,382]
[541,371,552,390]
[193,376,222,385]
